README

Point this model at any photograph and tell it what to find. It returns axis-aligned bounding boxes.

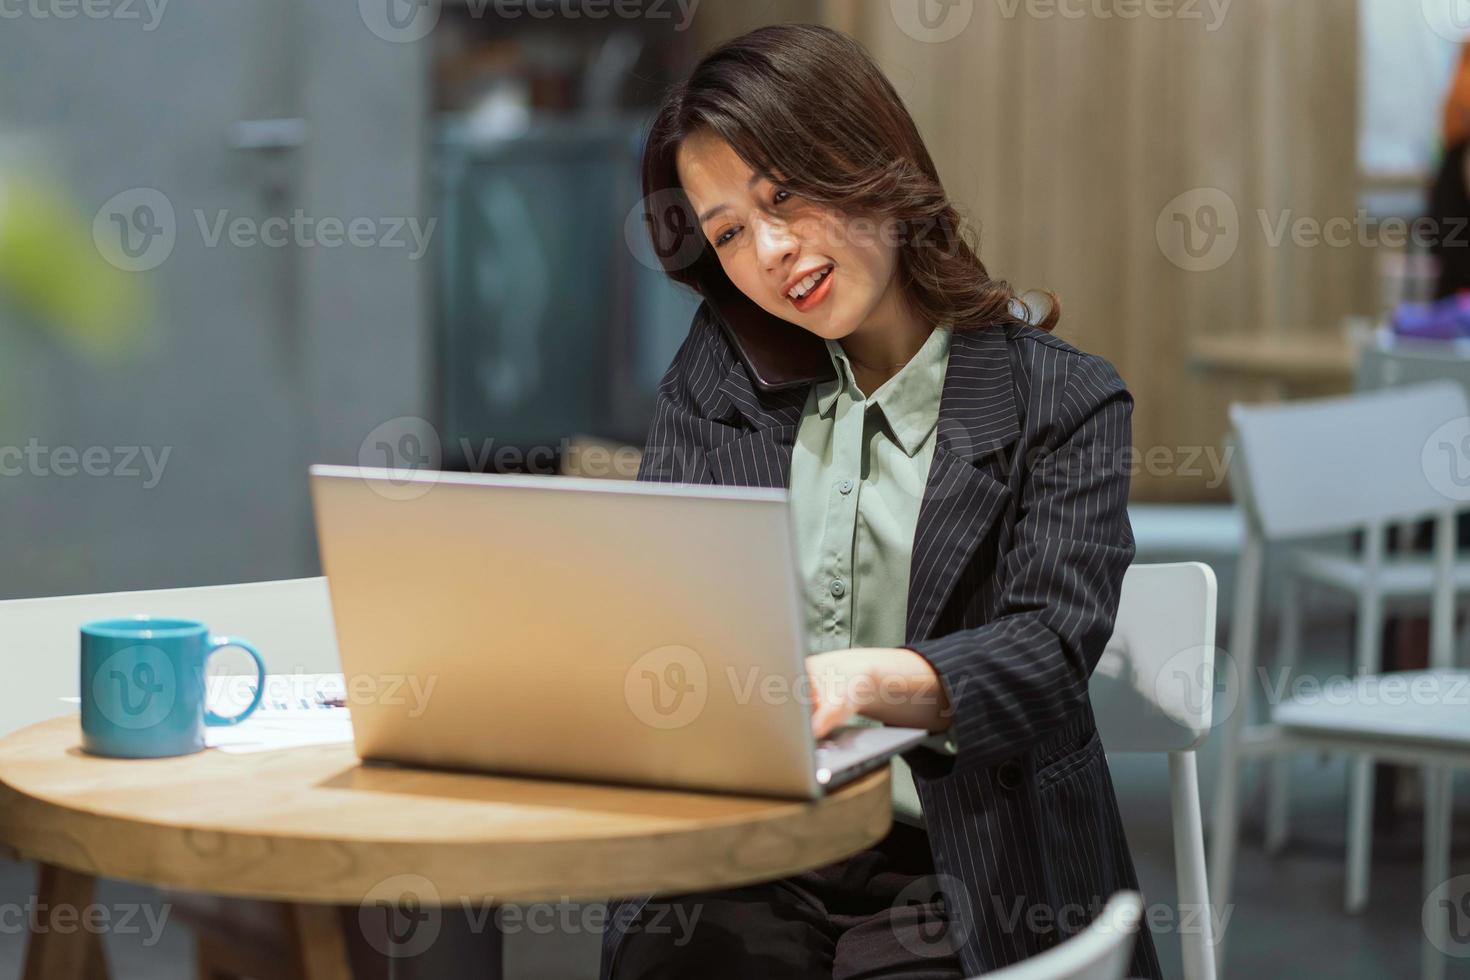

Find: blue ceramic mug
[79,616,266,758]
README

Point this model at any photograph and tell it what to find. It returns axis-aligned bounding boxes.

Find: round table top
[0,716,891,905]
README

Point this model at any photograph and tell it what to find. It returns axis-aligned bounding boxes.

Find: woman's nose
[752,214,797,274]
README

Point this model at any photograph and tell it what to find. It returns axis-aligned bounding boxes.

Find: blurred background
[3,0,1470,978]
[0,0,1426,602]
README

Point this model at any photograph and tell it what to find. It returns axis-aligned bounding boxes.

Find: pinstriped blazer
[599,301,1163,980]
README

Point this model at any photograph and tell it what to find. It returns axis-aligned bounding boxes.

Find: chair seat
[1272,669,1470,749]
[1289,547,1470,597]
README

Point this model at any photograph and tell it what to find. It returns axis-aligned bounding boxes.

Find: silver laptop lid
[308,464,824,799]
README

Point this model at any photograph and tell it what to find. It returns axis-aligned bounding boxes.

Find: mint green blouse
[789,325,958,827]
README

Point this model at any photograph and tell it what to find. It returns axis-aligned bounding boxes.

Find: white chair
[1088,561,1219,980]
[977,891,1143,980]
[976,560,1219,980]
[1208,382,1470,980]
[1356,333,1470,661]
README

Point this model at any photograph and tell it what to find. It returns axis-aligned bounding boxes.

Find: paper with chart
[202,672,354,753]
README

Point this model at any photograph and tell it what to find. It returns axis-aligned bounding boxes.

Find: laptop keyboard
[814,728,891,786]
[815,727,866,753]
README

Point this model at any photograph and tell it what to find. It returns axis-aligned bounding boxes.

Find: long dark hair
[639,22,1057,333]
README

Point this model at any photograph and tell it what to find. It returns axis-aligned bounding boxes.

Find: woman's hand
[805,649,878,738]
[805,647,954,739]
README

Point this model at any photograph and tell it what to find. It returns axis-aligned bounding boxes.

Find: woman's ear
[706,279,834,392]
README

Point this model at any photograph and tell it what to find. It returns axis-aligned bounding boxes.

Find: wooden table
[0,715,891,980]
[1188,333,1359,394]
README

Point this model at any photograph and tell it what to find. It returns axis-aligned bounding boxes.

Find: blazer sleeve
[636,302,740,484]
[901,352,1136,778]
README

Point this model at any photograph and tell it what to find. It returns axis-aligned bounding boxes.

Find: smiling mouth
[787,265,834,310]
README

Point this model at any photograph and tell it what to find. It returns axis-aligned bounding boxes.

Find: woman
[1430,41,1470,300]
[603,23,1161,980]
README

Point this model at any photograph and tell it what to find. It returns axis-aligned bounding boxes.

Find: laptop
[307,464,928,800]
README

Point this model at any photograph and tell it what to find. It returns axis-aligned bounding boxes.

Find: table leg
[22,863,108,980]
[385,906,504,980]
[287,903,354,980]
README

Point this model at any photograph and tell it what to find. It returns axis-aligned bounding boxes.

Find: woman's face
[675,130,902,342]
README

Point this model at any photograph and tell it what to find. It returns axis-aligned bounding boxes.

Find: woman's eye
[714,227,739,247]
[772,189,791,205]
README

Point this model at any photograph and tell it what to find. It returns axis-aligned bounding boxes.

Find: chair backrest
[1227,380,1468,539]
[0,577,338,738]
[1091,562,1217,753]
[980,891,1143,980]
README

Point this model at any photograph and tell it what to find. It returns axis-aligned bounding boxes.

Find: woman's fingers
[805,652,879,738]
[807,673,855,737]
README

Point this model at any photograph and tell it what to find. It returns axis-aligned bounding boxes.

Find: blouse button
[830,579,846,598]
[838,479,854,494]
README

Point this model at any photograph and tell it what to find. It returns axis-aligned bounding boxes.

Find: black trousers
[610,820,967,980]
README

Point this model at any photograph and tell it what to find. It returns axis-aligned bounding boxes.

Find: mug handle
[204,636,266,726]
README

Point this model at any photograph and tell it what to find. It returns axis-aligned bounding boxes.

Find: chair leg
[1421,767,1453,980]
[1346,534,1384,914]
[1265,576,1301,855]
[1456,603,1470,669]
[1208,530,1264,977]
[1207,739,1242,978]
[1428,513,1454,671]
[1264,757,1291,856]
[1170,752,1218,980]
[1345,756,1375,914]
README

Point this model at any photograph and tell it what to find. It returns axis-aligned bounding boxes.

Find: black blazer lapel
[705,355,809,489]
[705,424,800,489]
[905,326,1021,642]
